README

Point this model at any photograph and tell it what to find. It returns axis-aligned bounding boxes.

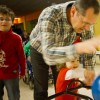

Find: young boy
[0,5,26,100]
[55,58,93,100]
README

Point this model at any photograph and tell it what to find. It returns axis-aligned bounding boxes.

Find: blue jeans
[0,78,20,100]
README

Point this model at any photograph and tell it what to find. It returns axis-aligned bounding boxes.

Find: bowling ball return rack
[46,79,93,100]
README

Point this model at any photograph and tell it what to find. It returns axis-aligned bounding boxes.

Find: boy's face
[66,59,80,69]
[0,14,13,32]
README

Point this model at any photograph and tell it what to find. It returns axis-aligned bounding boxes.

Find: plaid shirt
[30,1,95,70]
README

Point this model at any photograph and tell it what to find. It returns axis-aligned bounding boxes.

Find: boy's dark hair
[0,5,15,21]
[74,0,100,16]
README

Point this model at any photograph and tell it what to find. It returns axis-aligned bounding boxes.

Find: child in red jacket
[0,5,26,100]
[55,58,92,100]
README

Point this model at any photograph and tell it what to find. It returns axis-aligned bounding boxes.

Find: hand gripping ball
[92,75,100,100]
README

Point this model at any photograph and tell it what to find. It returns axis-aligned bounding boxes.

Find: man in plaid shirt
[30,0,100,99]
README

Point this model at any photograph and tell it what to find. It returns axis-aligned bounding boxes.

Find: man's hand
[84,69,95,86]
[75,37,100,54]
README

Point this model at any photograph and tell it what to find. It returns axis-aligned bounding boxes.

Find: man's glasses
[0,17,12,22]
[77,12,95,26]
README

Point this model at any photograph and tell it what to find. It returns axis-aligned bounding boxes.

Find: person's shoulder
[44,1,75,14]
[39,3,65,20]
[11,32,22,40]
[41,2,67,13]
[60,67,69,73]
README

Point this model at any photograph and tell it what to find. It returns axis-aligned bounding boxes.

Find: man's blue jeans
[0,77,20,100]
